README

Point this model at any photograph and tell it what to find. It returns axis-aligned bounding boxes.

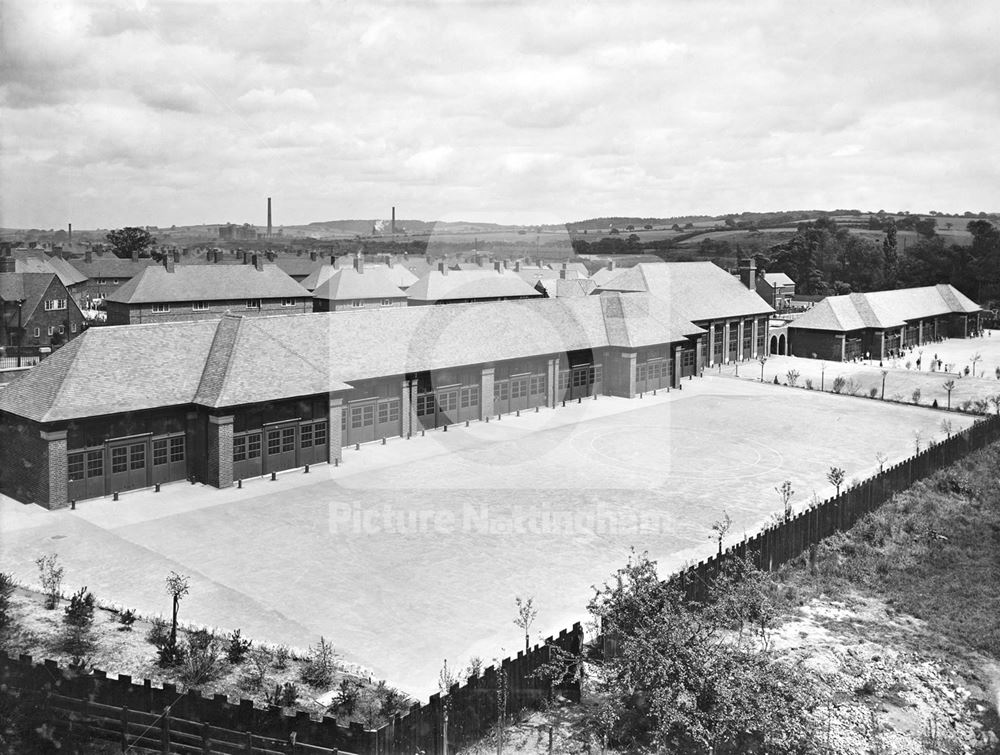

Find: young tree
[970,352,982,378]
[775,480,794,521]
[914,430,923,454]
[943,379,955,409]
[35,554,64,609]
[940,419,953,439]
[826,467,846,496]
[710,510,733,555]
[875,451,887,473]
[163,571,190,666]
[992,394,1000,415]
[514,596,537,654]
[785,369,800,387]
[62,586,96,666]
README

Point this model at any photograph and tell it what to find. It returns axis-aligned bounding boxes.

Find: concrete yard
[0,377,977,697]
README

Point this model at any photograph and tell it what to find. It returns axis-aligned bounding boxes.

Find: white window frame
[33,327,40,338]
[280,298,295,307]
[245,299,261,310]
[48,325,55,336]
[191,301,210,311]
[44,299,67,311]
[151,303,171,313]
[70,323,77,333]
[351,299,364,308]
[381,299,392,306]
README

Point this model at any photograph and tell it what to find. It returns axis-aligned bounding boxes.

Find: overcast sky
[1,0,997,229]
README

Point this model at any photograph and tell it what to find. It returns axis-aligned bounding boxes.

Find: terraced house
[787,285,983,361]
[0,261,775,509]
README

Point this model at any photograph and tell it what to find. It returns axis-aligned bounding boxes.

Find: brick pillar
[481,366,495,420]
[707,322,715,366]
[399,379,412,437]
[837,334,846,361]
[695,335,704,374]
[723,321,731,363]
[736,319,745,361]
[206,415,234,489]
[328,396,343,462]
[750,319,758,359]
[673,346,682,388]
[39,429,68,509]
[618,350,637,397]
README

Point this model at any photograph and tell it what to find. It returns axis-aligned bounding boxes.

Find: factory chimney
[267,197,272,238]
[391,206,396,236]
[68,223,72,246]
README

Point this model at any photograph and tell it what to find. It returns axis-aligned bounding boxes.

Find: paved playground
[0,377,976,697]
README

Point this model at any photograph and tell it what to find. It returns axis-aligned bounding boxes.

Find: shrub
[266,682,300,708]
[35,554,64,610]
[62,587,96,664]
[773,375,779,384]
[239,647,272,692]
[785,369,800,387]
[301,637,339,688]
[960,400,973,412]
[832,376,846,394]
[272,644,291,670]
[147,617,170,647]
[180,631,224,686]
[905,360,912,370]
[226,629,252,665]
[335,678,362,716]
[0,572,16,633]
[868,387,878,398]
[804,378,813,390]
[912,388,922,404]
[118,609,136,631]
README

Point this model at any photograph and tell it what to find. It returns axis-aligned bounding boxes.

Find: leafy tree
[35,554,64,609]
[882,218,898,285]
[106,227,158,259]
[62,586,96,665]
[914,216,937,239]
[943,379,955,409]
[162,572,190,666]
[710,510,732,555]
[826,467,846,496]
[514,596,537,654]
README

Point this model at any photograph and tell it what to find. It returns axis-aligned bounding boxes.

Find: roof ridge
[193,314,243,407]
[37,333,86,422]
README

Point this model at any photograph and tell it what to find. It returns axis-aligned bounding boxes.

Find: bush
[0,572,16,633]
[832,376,846,394]
[35,554,64,610]
[301,636,339,688]
[334,678,362,716]
[147,617,170,647]
[785,369,800,387]
[118,609,136,631]
[272,644,291,670]
[912,388,922,404]
[869,387,878,398]
[239,647,272,691]
[805,378,813,390]
[266,682,300,708]
[62,587,96,664]
[226,629,252,665]
[180,631,224,686]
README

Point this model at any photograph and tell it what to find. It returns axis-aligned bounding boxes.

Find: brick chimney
[515,260,521,272]
[0,249,14,274]
[253,254,263,271]
[172,250,180,263]
[354,252,364,273]
[438,261,448,275]
[164,256,175,273]
[738,258,756,290]
[131,250,138,263]
[310,251,317,261]
[243,251,252,265]
[606,259,615,271]
[494,261,503,273]
[85,250,93,264]
[560,266,568,280]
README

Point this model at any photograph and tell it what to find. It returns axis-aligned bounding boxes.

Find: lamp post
[820,362,826,392]
[881,369,888,400]
[15,298,24,368]
[758,355,767,382]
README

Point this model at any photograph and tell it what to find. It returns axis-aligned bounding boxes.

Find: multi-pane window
[439,392,458,412]
[510,379,527,399]
[33,327,40,338]
[742,319,753,352]
[169,437,184,462]
[460,386,480,407]
[381,299,392,306]
[152,303,170,313]
[281,427,295,452]
[558,371,569,390]
[129,444,145,470]
[494,381,509,401]
[351,405,375,428]
[44,299,67,311]
[247,433,261,459]
[192,301,210,311]
[153,439,169,466]
[246,299,261,309]
[71,323,77,333]
[48,326,55,336]
[233,435,247,462]
[281,298,296,307]
[68,453,85,481]
[267,430,281,455]
[111,447,128,474]
[351,300,363,308]
[416,394,435,415]
[377,400,400,424]
[313,423,327,446]
[682,349,696,368]
[530,375,545,395]
[300,424,313,448]
[87,450,103,478]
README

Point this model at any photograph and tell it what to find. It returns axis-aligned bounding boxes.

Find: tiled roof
[106,264,311,304]
[596,262,774,321]
[763,272,795,287]
[273,257,324,278]
[67,256,157,280]
[0,273,63,324]
[589,267,623,287]
[0,293,705,421]
[516,268,586,286]
[532,278,597,297]
[302,263,417,292]
[789,285,983,332]
[407,269,544,302]
[312,267,410,302]
[13,253,88,288]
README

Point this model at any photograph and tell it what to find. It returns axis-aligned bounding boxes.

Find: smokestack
[391,206,395,236]
[68,223,72,246]
[494,261,503,273]
[267,197,272,238]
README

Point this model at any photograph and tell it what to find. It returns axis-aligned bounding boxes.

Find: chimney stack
[131,250,138,263]
[310,251,317,262]
[606,259,615,271]
[494,261,503,273]
[354,252,364,273]
[68,223,72,246]
[438,261,448,275]
[164,256,175,273]
[85,250,93,264]
[391,206,396,236]
[267,197,272,238]
[515,260,522,272]
[738,258,756,290]
[253,254,263,271]
[173,250,180,263]
[560,264,568,280]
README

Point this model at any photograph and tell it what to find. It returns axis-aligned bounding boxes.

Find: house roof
[762,272,795,287]
[0,273,64,324]
[589,267,624,287]
[273,256,324,278]
[788,285,983,332]
[596,262,774,321]
[0,292,704,422]
[407,269,544,302]
[106,264,310,304]
[533,278,597,298]
[12,252,88,288]
[67,255,157,280]
[312,267,410,301]
[302,263,417,292]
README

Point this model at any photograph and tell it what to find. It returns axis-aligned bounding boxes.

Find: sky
[1,0,998,229]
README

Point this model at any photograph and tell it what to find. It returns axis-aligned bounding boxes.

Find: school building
[0,262,775,509]
[787,284,983,361]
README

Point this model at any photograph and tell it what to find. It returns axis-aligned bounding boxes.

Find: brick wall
[109,299,312,325]
[39,429,68,509]
[324,298,406,312]
[0,413,46,505]
[206,415,234,488]
[21,277,86,348]
[789,328,846,361]
[479,366,495,420]
[327,396,343,462]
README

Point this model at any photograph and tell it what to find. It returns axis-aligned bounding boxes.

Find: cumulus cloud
[1,0,997,227]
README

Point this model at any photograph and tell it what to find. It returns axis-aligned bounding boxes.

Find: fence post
[120,706,128,753]
[201,721,211,755]
[160,705,171,755]
[245,729,254,753]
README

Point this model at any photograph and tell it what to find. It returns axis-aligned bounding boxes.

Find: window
[313,422,326,446]
[233,435,247,462]
[377,400,400,424]
[682,348,696,368]
[151,303,170,313]
[246,299,261,309]
[169,437,184,463]
[281,298,296,307]
[192,301,210,311]
[416,394,435,415]
[48,326,55,336]
[510,379,527,399]
[69,453,85,482]
[58,325,65,335]
[558,370,569,390]
[351,404,375,428]
[70,323,77,333]
[281,427,295,452]
[381,299,393,306]
[129,444,145,470]
[351,300,363,308]
[246,433,261,459]
[438,392,458,412]
[267,429,281,455]
[111,279,119,285]
[87,450,103,478]
[300,424,313,448]
[111,447,127,474]
[44,299,66,311]
[33,327,40,338]
[153,439,168,466]
[494,381,509,401]
[530,375,545,395]
[460,386,479,408]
